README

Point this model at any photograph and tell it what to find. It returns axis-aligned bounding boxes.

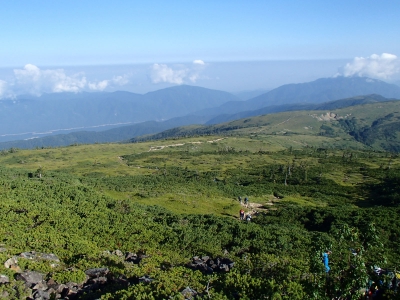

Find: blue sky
[0,0,399,95]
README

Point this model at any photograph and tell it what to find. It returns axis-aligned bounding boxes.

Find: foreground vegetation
[0,136,400,299]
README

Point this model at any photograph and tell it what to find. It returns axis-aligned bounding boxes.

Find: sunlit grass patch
[280,195,327,207]
[132,193,240,216]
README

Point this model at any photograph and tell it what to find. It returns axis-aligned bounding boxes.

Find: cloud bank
[342,53,399,79]
[150,60,207,84]
[14,64,87,95]
[150,64,188,84]
[0,64,130,99]
[87,75,130,91]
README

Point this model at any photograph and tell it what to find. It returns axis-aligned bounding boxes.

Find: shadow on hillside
[355,176,400,207]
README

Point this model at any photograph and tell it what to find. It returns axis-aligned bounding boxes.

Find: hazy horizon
[1,1,399,98]
[1,58,400,98]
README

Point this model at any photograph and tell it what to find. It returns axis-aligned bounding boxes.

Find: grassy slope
[2,103,400,299]
[1,130,397,216]
[3,101,400,217]
[135,100,400,151]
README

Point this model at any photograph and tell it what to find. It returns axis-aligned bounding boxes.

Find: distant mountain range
[1,94,397,150]
[2,76,400,148]
[0,85,239,142]
[233,89,270,100]
[192,76,400,117]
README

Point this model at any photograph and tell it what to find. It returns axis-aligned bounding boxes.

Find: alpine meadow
[1,1,400,299]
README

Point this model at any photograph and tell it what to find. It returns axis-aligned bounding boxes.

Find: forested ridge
[0,139,400,299]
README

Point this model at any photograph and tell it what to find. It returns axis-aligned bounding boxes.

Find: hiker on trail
[244,197,248,206]
[246,214,252,222]
[323,250,331,273]
[239,209,245,220]
[238,196,242,204]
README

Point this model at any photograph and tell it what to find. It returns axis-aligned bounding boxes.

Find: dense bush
[0,147,400,299]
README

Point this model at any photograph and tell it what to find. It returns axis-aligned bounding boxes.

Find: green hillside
[132,100,400,152]
[1,132,400,298]
[205,93,391,124]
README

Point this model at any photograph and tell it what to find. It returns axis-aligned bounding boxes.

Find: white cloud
[0,64,131,98]
[88,80,109,91]
[14,64,87,95]
[193,60,205,65]
[88,74,131,91]
[112,75,130,86]
[150,61,207,84]
[342,53,400,79]
[188,75,199,82]
[150,64,188,84]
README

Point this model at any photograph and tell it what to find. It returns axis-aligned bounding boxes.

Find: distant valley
[0,85,239,142]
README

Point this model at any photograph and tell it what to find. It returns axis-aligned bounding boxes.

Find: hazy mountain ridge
[233,89,270,100]
[249,76,400,106]
[2,76,400,148]
[1,94,395,150]
[193,77,400,117]
[0,85,239,142]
